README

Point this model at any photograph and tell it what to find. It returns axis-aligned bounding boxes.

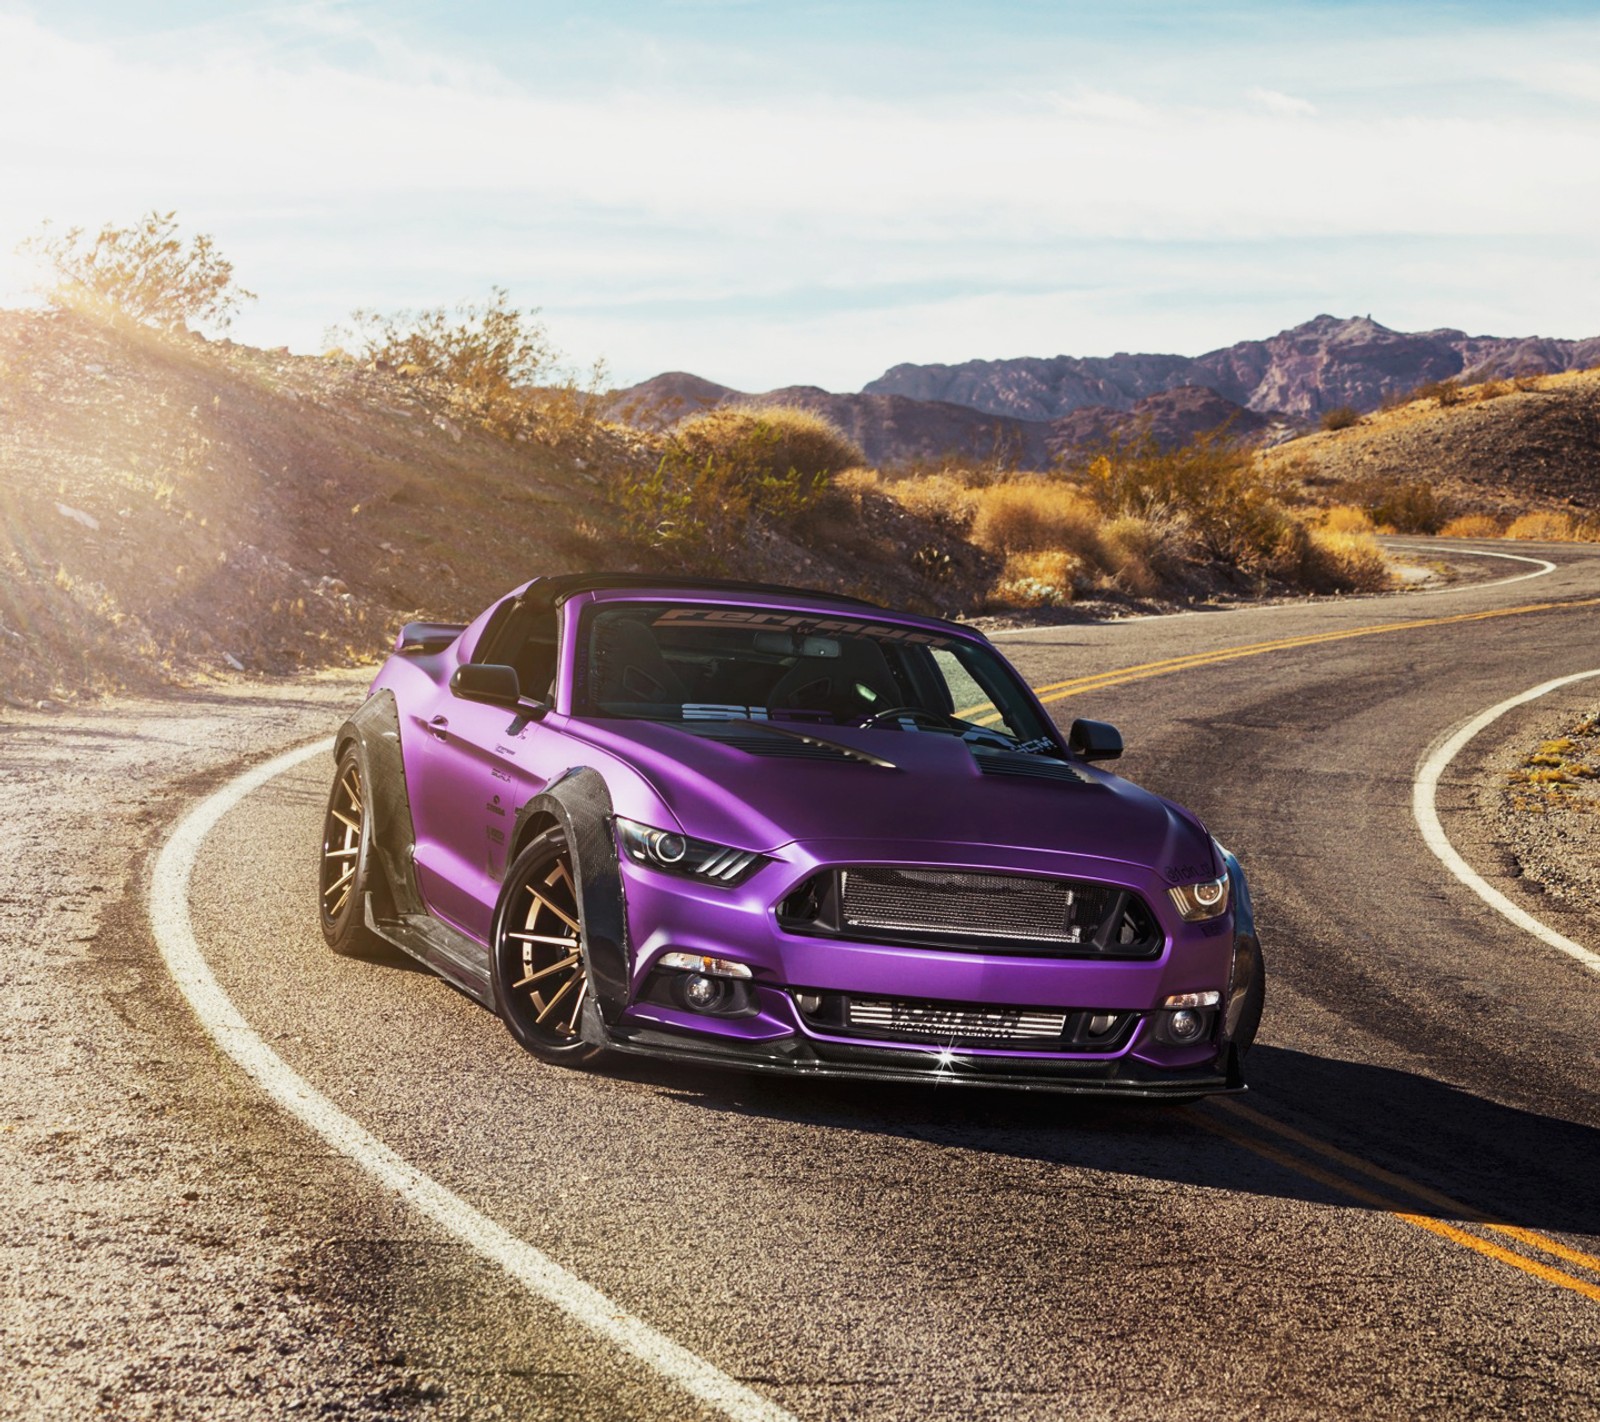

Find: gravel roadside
[0,669,453,1420]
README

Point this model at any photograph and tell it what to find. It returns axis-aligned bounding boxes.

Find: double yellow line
[1206,1102,1600,1305]
[1020,589,1600,1304]
[1025,594,1600,708]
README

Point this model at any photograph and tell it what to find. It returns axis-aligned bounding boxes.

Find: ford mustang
[319,573,1264,1097]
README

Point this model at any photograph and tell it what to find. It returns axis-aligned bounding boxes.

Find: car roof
[532,572,881,608]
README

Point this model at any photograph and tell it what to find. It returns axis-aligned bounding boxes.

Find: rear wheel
[491,828,606,1065]
[318,747,386,957]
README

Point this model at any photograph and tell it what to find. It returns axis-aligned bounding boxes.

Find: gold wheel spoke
[327,883,351,917]
[550,861,575,895]
[330,808,360,833]
[324,864,355,896]
[534,972,579,1024]
[526,887,581,935]
[507,931,579,948]
[562,975,589,1036]
[514,953,580,989]
[324,846,359,860]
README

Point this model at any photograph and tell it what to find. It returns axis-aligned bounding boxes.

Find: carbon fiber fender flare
[513,769,630,1026]
[1219,846,1265,1067]
[333,690,424,919]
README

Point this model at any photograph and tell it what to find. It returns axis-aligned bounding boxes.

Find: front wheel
[318,747,387,958]
[491,828,607,1066]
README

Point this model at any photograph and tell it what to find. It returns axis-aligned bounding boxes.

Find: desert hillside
[0,311,992,704]
[1266,369,1600,520]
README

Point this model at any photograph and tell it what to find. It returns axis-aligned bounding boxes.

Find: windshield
[576,601,1060,753]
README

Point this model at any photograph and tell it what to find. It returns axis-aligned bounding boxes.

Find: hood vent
[689,724,895,767]
[972,748,1090,784]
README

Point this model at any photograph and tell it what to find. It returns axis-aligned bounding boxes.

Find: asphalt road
[8,540,1600,1420]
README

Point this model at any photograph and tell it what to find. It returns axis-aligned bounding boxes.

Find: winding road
[10,539,1600,1420]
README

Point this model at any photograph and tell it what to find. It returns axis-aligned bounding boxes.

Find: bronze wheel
[318,747,384,956]
[491,828,604,1064]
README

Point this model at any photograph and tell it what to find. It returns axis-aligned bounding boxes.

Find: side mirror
[1069,717,1123,761]
[450,663,523,709]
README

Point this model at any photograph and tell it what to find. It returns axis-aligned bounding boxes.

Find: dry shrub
[334,287,606,446]
[1320,405,1362,431]
[1368,480,1445,534]
[1506,511,1579,540]
[971,481,1103,560]
[668,403,864,485]
[1321,504,1376,534]
[1079,431,1293,569]
[1097,513,1190,597]
[1439,514,1504,538]
[611,404,862,569]
[1303,528,1393,592]
[884,474,980,535]
[1475,379,1511,402]
[1415,378,1464,408]
[992,550,1079,608]
[23,210,255,332]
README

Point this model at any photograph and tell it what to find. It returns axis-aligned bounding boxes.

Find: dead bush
[1439,514,1504,538]
[1320,504,1376,534]
[970,481,1103,561]
[22,210,255,332]
[1320,405,1362,431]
[1368,480,1445,534]
[884,474,980,535]
[991,550,1080,608]
[1415,378,1464,408]
[1506,511,1579,540]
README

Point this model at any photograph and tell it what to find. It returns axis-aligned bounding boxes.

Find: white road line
[1383,543,1557,593]
[1413,671,1600,976]
[149,738,799,1422]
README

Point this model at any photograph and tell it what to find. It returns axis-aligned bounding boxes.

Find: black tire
[1231,944,1267,1059]
[491,827,607,1066]
[318,746,387,957]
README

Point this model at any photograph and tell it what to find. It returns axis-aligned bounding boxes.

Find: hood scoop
[971,747,1091,784]
[689,722,898,769]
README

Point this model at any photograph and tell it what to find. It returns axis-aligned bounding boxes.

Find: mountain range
[608,315,1600,470]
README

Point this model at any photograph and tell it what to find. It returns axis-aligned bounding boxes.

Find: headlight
[615,817,767,886]
[1168,874,1231,922]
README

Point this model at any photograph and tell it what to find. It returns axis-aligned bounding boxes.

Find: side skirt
[363,894,494,1007]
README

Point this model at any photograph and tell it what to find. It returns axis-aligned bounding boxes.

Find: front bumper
[603,836,1249,1097]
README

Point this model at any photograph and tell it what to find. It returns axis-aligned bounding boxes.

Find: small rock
[55,502,100,531]
[223,652,245,671]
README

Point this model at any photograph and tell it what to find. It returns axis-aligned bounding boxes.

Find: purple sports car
[320,574,1264,1098]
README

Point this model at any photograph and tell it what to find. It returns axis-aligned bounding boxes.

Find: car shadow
[620,1044,1600,1238]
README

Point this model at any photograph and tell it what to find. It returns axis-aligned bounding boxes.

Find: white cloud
[1,6,1597,387]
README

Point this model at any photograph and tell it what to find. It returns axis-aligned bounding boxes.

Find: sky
[0,1,1597,390]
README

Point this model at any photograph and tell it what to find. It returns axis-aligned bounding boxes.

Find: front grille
[779,866,1162,957]
[848,1000,1067,1041]
[796,992,1137,1052]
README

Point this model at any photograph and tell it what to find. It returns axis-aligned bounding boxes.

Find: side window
[509,612,559,704]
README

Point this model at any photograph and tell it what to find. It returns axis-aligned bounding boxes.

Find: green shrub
[22,210,255,332]
[612,405,862,569]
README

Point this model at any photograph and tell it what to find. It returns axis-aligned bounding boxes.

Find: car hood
[559,718,1213,873]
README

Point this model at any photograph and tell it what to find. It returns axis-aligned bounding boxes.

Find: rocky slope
[1263,369,1600,517]
[865,315,1600,421]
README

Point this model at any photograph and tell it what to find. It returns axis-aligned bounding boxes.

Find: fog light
[682,973,725,1011]
[795,992,822,1015]
[1087,1013,1119,1036]
[1167,1008,1204,1042]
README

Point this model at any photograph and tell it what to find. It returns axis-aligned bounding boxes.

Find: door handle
[426,715,450,740]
